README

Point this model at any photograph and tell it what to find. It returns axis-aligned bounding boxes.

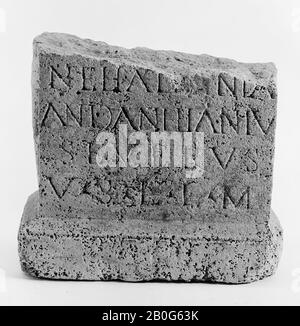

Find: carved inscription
[39,101,275,137]
[218,73,276,99]
[48,62,173,94]
[46,60,277,100]
[45,175,254,210]
[36,51,277,217]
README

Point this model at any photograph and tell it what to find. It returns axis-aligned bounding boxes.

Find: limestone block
[18,33,282,282]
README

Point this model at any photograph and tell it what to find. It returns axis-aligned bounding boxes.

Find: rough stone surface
[19,191,282,283]
[19,32,282,283]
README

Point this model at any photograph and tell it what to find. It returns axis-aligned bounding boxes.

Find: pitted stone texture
[33,33,277,223]
[18,33,282,283]
[19,192,282,283]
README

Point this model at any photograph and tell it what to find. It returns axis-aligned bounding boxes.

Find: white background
[0,0,300,305]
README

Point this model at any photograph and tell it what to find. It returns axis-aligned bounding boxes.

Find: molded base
[18,192,282,283]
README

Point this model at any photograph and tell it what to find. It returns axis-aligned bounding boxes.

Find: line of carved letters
[46,176,252,210]
[40,102,275,136]
[49,63,276,99]
[56,141,258,172]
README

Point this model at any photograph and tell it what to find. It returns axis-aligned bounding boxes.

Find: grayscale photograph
[0,0,299,311]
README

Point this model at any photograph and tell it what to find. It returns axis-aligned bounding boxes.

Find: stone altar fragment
[18,33,282,283]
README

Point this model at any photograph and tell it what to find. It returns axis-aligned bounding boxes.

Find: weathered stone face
[33,33,276,225]
[18,33,282,283]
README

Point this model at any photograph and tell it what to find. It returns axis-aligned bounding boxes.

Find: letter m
[223,186,250,209]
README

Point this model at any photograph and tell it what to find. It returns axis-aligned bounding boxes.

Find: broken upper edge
[33,32,276,86]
